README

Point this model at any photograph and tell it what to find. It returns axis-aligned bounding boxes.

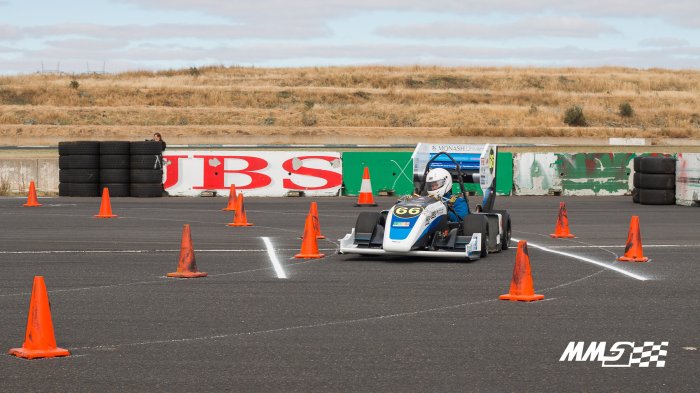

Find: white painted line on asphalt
[547,244,700,249]
[262,237,287,279]
[0,248,336,255]
[512,237,649,281]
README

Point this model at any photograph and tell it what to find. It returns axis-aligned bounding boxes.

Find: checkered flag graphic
[628,342,668,367]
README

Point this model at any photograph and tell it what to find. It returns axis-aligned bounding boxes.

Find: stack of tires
[632,156,676,205]
[58,141,100,197]
[99,141,131,197]
[129,141,164,197]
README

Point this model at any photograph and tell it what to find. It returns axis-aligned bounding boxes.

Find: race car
[339,145,511,261]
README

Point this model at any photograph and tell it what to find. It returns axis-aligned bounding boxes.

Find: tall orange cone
[549,202,575,238]
[355,167,377,207]
[309,202,326,239]
[226,193,253,227]
[499,240,544,302]
[295,213,325,259]
[9,276,70,359]
[94,188,117,218]
[23,181,42,207]
[617,216,649,262]
[167,224,207,278]
[222,184,238,211]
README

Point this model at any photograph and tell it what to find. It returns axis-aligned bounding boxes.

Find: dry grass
[1,65,699,142]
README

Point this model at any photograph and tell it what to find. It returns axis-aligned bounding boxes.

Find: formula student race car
[339,145,512,261]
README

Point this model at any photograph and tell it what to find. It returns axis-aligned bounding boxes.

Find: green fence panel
[557,153,634,195]
[342,151,513,196]
[342,152,414,196]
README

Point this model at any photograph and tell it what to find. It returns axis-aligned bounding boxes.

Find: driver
[426,168,468,221]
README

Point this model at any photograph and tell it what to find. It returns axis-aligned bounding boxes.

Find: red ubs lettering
[282,156,342,190]
[192,155,272,190]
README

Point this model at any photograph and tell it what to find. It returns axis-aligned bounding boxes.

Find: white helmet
[425,168,452,199]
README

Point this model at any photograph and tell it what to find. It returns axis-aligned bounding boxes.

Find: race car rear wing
[412,143,499,212]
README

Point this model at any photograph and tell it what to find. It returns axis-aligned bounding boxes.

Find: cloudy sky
[0,0,698,74]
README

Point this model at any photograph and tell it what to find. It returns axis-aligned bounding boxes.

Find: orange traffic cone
[23,181,42,207]
[9,276,70,359]
[295,213,325,259]
[499,240,544,302]
[617,216,649,262]
[167,224,207,278]
[94,188,117,218]
[226,193,253,227]
[222,184,238,211]
[355,167,377,207]
[550,202,575,238]
[309,202,326,239]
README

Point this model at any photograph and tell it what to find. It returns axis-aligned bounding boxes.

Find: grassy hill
[1,65,699,145]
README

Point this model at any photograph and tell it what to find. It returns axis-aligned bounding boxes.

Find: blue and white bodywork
[339,196,483,260]
[339,144,511,261]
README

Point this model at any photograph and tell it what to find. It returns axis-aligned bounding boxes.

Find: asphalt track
[0,195,697,392]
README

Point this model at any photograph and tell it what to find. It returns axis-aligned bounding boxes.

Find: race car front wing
[338,229,482,261]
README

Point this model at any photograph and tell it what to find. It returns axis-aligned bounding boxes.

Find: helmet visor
[427,178,446,191]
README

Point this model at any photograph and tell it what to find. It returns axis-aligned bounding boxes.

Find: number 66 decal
[394,206,423,218]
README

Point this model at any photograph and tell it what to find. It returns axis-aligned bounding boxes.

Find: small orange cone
[94,188,117,218]
[549,202,575,238]
[222,184,238,211]
[500,240,544,302]
[295,213,325,259]
[617,216,649,262]
[309,202,326,239]
[226,193,253,227]
[355,167,377,207]
[23,181,42,207]
[167,224,207,278]
[9,276,70,359]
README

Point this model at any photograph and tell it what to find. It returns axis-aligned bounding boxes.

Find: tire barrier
[634,156,676,205]
[58,140,164,197]
[58,141,100,197]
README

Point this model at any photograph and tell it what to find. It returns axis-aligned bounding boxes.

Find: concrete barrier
[676,153,700,206]
[0,158,58,193]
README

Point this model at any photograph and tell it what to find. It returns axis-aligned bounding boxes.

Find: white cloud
[638,37,689,47]
[376,17,619,39]
[123,0,700,28]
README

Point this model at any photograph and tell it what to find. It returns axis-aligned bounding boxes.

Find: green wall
[342,151,513,196]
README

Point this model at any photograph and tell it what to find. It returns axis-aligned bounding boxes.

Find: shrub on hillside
[563,105,587,126]
[619,102,634,117]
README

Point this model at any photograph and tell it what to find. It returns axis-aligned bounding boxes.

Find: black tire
[130,141,163,155]
[130,169,163,184]
[633,156,642,172]
[633,172,640,188]
[100,169,130,184]
[355,212,380,234]
[639,157,676,174]
[100,183,130,197]
[58,155,99,170]
[58,141,100,156]
[99,141,130,155]
[463,214,488,257]
[501,214,511,250]
[130,154,162,170]
[60,183,100,197]
[637,173,675,190]
[59,169,99,183]
[130,183,163,198]
[100,154,130,169]
[58,183,71,196]
[632,188,640,203]
[639,189,675,205]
